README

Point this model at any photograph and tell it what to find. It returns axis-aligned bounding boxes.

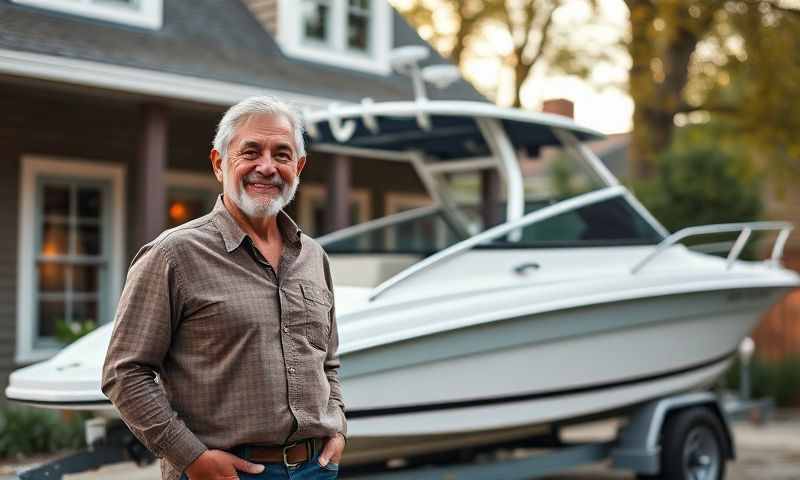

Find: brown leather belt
[235,438,322,467]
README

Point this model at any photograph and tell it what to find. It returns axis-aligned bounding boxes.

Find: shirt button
[288,367,296,374]
[283,326,289,333]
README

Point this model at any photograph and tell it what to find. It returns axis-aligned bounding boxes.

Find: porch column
[481,169,502,228]
[326,155,351,233]
[134,103,168,249]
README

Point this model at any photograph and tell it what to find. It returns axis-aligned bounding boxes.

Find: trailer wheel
[659,407,726,480]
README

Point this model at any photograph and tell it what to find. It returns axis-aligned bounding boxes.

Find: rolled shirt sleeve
[101,243,207,472]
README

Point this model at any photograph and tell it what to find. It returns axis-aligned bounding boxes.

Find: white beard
[223,167,299,220]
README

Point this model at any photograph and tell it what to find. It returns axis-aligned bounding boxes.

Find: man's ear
[210,149,224,183]
[296,155,307,176]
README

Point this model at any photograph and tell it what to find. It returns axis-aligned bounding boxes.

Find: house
[0,0,487,396]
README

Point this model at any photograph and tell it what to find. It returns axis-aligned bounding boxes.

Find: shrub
[631,144,764,259]
[0,407,87,459]
[720,354,800,407]
[54,319,97,345]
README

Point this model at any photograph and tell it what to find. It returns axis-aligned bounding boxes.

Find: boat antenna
[390,46,462,129]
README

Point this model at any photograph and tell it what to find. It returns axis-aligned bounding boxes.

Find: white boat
[6,91,798,466]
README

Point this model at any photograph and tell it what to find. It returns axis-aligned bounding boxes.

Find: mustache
[242,172,285,187]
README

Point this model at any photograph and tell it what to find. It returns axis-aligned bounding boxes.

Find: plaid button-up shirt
[101,196,346,480]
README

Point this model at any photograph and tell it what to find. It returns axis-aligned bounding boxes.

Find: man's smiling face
[212,113,306,219]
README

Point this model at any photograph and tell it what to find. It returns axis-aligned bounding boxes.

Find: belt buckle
[282,441,305,468]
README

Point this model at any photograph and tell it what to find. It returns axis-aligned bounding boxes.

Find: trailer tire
[659,407,726,480]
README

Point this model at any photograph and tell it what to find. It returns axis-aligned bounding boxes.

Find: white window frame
[277,0,393,75]
[16,156,126,364]
[12,0,163,30]
[298,183,372,237]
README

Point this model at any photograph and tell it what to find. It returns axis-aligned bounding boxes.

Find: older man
[102,96,346,480]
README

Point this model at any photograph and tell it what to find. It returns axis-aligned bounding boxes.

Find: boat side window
[320,210,465,255]
[483,197,664,248]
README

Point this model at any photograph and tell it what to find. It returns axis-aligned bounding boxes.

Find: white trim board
[0,48,340,108]
[16,155,126,364]
[12,0,163,30]
[165,170,220,193]
[277,0,393,75]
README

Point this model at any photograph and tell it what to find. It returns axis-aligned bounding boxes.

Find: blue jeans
[180,449,338,480]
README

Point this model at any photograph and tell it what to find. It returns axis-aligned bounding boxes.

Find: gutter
[0,48,337,107]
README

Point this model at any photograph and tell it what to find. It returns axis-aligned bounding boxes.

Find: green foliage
[634,147,762,232]
[721,355,800,407]
[631,124,765,258]
[0,407,87,459]
[624,0,800,179]
[54,319,97,345]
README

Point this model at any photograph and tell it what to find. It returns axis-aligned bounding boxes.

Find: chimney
[541,98,574,119]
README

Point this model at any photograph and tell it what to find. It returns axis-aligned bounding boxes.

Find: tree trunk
[512,61,527,108]
[625,1,718,179]
[630,106,674,178]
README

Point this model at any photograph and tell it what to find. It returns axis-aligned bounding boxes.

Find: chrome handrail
[369,186,628,301]
[631,222,794,274]
[317,204,441,246]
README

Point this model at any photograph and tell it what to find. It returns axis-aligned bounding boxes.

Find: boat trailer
[16,390,772,480]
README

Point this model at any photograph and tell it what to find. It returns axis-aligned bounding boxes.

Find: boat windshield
[319,207,466,255]
[319,141,662,255]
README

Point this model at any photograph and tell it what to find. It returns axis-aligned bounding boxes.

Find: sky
[391,0,634,134]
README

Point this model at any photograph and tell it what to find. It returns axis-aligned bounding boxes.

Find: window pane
[38,262,67,292]
[43,185,70,217]
[38,299,65,337]
[347,13,369,51]
[349,0,370,9]
[77,187,102,219]
[41,222,69,256]
[73,300,98,324]
[303,1,329,42]
[76,224,101,255]
[73,265,99,293]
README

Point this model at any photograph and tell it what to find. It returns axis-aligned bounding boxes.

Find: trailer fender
[611,392,734,475]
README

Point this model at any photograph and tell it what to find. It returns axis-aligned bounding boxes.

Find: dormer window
[280,0,392,75]
[12,0,163,30]
[347,0,371,52]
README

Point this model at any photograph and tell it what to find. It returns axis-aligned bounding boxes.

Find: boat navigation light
[422,65,461,89]
[390,46,431,106]
[389,46,431,74]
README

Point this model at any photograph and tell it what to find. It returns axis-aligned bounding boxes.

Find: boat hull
[335,287,776,463]
[4,285,791,465]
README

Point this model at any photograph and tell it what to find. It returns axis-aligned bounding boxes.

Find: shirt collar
[212,195,303,253]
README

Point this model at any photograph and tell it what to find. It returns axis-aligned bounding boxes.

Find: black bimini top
[304,100,606,159]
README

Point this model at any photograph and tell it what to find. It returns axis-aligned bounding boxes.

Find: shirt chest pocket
[299,282,333,351]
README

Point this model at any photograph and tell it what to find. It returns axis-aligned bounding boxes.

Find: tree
[394,0,600,107]
[623,0,800,178]
[634,124,762,234]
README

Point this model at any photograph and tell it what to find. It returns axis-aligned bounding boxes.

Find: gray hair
[213,96,306,161]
